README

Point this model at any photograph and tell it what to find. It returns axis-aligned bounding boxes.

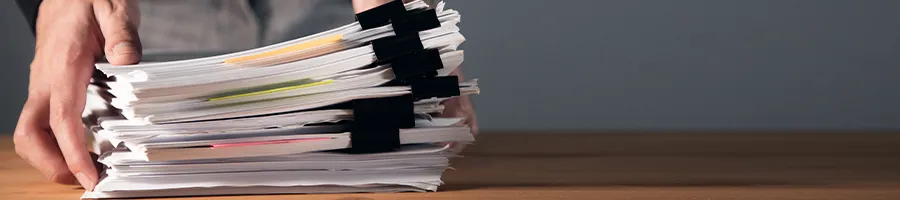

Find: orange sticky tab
[224,34,344,64]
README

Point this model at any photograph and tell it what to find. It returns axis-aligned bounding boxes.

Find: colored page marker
[209,79,335,102]
[224,34,344,64]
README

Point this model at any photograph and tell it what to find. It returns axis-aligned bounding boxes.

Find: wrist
[352,0,399,14]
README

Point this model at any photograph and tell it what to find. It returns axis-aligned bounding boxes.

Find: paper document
[83,0,478,199]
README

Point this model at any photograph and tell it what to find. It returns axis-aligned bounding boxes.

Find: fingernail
[75,172,95,192]
[112,41,138,57]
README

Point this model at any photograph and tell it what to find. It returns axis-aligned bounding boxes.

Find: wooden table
[3,132,900,199]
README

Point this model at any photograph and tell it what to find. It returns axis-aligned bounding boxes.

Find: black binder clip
[356,0,445,82]
[349,94,414,153]
[372,34,425,60]
[389,49,443,81]
[410,76,461,100]
[348,126,400,153]
[391,9,441,35]
[356,0,406,29]
[356,0,440,34]
[348,1,460,154]
[352,94,414,128]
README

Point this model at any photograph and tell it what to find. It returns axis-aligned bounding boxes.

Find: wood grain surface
[2,132,900,199]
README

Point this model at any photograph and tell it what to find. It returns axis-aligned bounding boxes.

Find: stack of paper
[81,1,478,198]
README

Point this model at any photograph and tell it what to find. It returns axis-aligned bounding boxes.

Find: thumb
[93,0,141,65]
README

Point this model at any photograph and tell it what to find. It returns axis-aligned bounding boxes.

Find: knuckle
[24,94,45,106]
[12,132,27,150]
[49,113,70,132]
[13,125,36,154]
[12,127,39,163]
[50,113,71,131]
[25,94,43,104]
[65,159,92,174]
[61,54,92,69]
[50,100,69,116]
[47,170,76,184]
[13,143,28,160]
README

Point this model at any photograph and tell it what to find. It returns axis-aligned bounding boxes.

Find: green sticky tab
[209,79,335,102]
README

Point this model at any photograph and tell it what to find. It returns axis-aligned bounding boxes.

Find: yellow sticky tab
[224,34,343,64]
[209,79,335,102]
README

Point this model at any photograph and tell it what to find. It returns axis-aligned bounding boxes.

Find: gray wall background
[2,0,900,133]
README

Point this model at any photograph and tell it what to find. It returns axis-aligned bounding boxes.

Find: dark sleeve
[15,0,42,35]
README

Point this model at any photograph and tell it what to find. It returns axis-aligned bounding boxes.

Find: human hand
[440,68,478,153]
[352,0,398,13]
[13,0,141,191]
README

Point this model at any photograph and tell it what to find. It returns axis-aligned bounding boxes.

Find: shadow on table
[438,133,900,191]
[439,180,813,191]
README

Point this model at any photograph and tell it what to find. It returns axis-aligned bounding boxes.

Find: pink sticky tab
[211,137,333,148]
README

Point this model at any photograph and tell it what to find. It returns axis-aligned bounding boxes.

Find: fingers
[448,96,478,136]
[14,96,77,185]
[440,96,478,154]
[440,68,478,153]
[444,67,479,136]
[92,0,141,65]
[48,54,97,191]
[24,0,111,190]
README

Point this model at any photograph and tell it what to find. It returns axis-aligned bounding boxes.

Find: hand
[352,0,399,13]
[440,68,479,153]
[13,0,141,191]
